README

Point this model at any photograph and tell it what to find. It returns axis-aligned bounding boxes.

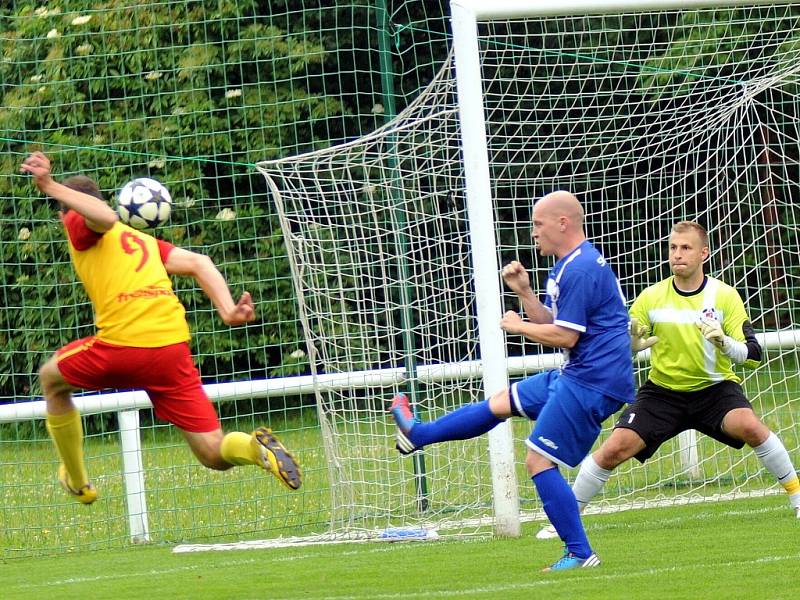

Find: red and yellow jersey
[62,210,190,347]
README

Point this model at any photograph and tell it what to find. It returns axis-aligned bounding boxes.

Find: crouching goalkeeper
[537,220,800,540]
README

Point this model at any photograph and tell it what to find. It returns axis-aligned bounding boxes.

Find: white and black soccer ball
[116,177,172,229]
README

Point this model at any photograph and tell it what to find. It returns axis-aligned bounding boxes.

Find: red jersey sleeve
[61,210,104,251]
[157,238,176,264]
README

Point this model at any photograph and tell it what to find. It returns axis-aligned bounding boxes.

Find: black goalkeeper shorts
[614,379,752,463]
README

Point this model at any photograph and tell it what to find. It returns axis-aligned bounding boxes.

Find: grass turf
[3,495,797,600]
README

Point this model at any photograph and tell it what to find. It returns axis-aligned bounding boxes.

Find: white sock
[572,454,613,512]
[753,432,800,508]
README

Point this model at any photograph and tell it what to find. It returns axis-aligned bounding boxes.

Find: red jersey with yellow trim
[62,210,190,347]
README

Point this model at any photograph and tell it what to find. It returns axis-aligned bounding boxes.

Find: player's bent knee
[596,430,643,469]
[596,447,630,470]
[38,359,61,389]
[488,389,513,419]
[737,421,770,447]
[724,409,769,446]
[38,359,75,410]
[181,429,231,470]
[525,448,555,476]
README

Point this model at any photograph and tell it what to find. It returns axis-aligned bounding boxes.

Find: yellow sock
[783,475,800,496]
[46,409,89,489]
[220,431,259,466]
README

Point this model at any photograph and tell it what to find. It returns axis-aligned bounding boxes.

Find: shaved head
[536,190,584,227]
[531,190,586,258]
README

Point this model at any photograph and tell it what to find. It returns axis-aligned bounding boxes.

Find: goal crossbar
[452,0,797,19]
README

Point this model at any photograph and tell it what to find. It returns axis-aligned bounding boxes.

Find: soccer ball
[116,178,172,229]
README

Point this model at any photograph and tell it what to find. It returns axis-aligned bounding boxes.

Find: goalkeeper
[537,220,799,540]
[21,151,301,505]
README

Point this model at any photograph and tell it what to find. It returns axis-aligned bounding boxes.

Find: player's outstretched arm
[163,247,256,326]
[20,151,118,232]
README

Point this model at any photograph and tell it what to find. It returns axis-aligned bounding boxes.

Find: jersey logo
[120,231,150,272]
[700,307,720,322]
[537,436,558,450]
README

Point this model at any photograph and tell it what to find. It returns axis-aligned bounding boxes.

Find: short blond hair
[671,220,708,248]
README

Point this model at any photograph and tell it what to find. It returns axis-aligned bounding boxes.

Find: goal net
[258,0,800,538]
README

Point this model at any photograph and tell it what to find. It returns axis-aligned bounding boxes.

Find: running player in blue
[389,190,634,572]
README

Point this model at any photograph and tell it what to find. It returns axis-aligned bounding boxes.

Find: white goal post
[449,0,800,536]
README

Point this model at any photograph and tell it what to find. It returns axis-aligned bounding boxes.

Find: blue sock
[532,467,593,558]
[409,400,502,447]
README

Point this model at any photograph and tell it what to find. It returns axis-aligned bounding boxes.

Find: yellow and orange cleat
[252,427,302,491]
[57,464,98,505]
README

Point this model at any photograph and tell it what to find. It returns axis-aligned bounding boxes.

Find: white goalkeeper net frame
[257,0,800,541]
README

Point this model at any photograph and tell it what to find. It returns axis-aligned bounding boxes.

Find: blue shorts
[511,370,624,468]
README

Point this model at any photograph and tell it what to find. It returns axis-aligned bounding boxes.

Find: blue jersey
[543,240,634,403]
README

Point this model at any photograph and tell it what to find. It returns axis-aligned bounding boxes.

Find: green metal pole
[376,0,429,512]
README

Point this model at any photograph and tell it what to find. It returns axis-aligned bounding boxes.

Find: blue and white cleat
[389,393,420,455]
[542,549,600,572]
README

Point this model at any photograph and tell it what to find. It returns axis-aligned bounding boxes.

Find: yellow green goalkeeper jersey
[629,275,759,392]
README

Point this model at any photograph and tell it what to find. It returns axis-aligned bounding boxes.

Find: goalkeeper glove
[696,316,748,363]
[696,316,725,347]
[629,317,658,352]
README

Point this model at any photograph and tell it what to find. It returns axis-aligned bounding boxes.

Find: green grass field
[3,495,797,600]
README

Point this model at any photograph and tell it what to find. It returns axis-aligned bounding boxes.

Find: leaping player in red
[21,151,301,505]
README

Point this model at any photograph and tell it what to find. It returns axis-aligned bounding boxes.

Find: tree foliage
[0,1,453,412]
[0,0,347,404]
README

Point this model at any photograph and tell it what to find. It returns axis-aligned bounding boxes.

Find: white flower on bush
[18,227,31,241]
[225,88,242,99]
[46,28,59,39]
[215,208,236,221]
[144,71,163,81]
[76,43,94,55]
[290,349,306,359]
[71,15,92,25]
[30,74,43,83]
